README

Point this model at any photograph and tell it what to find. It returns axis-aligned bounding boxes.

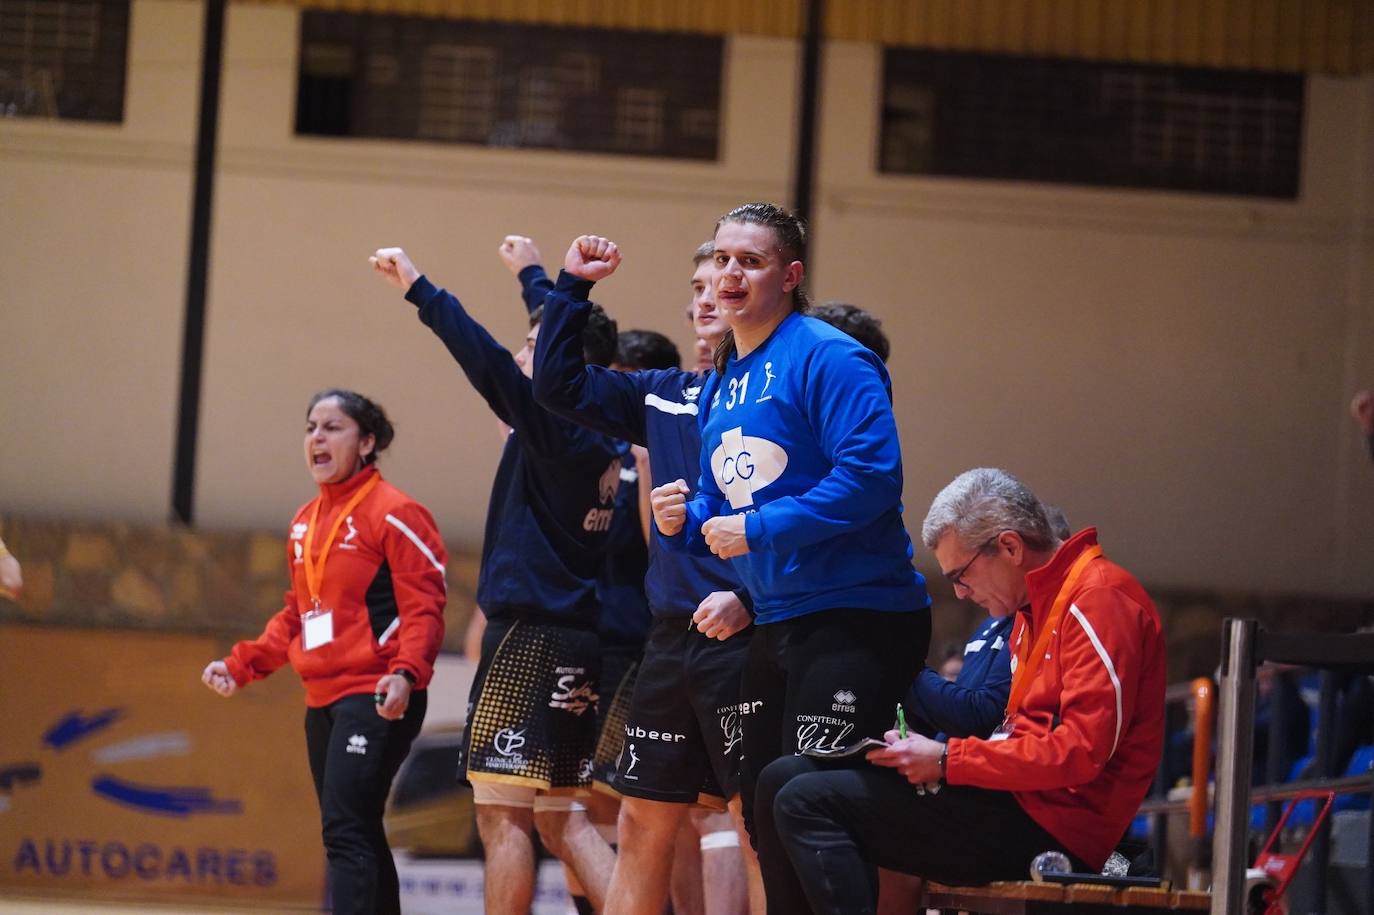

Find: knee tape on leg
[700,830,741,851]
[533,793,583,814]
[471,781,537,808]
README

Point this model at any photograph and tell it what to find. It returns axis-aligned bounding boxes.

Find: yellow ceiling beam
[241,0,1373,74]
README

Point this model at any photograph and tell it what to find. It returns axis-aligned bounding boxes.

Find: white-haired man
[752,468,1166,913]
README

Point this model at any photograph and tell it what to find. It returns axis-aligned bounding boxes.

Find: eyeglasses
[944,533,1001,590]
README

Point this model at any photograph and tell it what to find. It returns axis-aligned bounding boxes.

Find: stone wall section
[2,515,1369,679]
[0,515,480,652]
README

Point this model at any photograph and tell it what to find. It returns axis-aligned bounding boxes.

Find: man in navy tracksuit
[530,236,762,915]
[369,246,624,915]
[906,614,1013,740]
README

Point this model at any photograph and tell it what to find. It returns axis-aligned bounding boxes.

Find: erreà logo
[597,458,623,505]
[710,427,788,509]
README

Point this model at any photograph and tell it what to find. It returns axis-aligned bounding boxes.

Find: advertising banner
[0,626,324,909]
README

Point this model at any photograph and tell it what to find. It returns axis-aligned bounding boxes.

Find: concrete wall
[3,0,1372,602]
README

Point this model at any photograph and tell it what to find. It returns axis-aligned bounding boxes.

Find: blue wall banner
[0,626,324,908]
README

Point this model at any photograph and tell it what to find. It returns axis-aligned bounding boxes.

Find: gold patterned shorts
[461,617,601,793]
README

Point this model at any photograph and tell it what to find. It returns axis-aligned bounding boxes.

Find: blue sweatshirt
[530,276,744,619]
[405,274,624,627]
[670,311,929,625]
[597,449,652,649]
[906,614,1013,740]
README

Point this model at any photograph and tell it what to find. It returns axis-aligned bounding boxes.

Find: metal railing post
[1310,671,1337,913]
[1263,671,1286,832]
[1189,677,1216,889]
[1211,618,1258,915]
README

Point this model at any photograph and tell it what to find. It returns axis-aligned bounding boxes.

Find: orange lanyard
[301,475,379,609]
[1004,545,1102,717]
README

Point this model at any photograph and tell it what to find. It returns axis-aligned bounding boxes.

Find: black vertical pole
[1149,748,1167,884]
[792,0,824,227]
[171,0,227,525]
[1263,671,1288,832]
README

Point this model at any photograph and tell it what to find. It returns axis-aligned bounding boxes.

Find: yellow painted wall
[2,0,1372,601]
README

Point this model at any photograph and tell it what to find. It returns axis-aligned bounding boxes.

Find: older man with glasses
[749,468,1167,912]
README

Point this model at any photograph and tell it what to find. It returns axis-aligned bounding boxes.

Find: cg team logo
[710,427,788,509]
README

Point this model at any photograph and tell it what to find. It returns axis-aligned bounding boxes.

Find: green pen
[896,702,908,739]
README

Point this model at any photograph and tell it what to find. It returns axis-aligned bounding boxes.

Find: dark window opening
[881,49,1304,200]
[0,0,129,123]
[297,11,722,161]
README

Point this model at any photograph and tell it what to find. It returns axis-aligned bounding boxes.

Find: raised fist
[1351,390,1374,436]
[370,247,421,291]
[563,235,621,282]
[498,235,544,276]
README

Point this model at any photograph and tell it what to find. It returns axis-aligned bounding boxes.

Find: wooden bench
[922,880,1210,914]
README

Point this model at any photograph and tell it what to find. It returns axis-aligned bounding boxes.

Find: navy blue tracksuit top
[530,272,744,619]
[906,614,1013,740]
[405,274,624,628]
[517,265,650,646]
[597,449,652,648]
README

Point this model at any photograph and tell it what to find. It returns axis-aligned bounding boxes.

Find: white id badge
[302,609,335,651]
[988,716,1014,742]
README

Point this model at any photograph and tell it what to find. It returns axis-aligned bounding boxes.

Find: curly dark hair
[307,389,394,463]
[617,329,681,370]
[809,301,891,364]
[530,302,619,368]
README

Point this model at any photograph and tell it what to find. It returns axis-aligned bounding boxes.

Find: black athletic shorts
[602,616,751,809]
[460,617,601,794]
[738,607,929,832]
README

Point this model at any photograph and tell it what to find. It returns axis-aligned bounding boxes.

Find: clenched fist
[1352,390,1374,436]
[370,247,421,291]
[499,235,543,276]
[564,235,621,282]
[692,590,751,640]
[650,479,690,536]
[702,514,749,559]
[201,660,238,698]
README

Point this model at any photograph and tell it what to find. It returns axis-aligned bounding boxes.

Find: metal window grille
[881,49,1303,200]
[0,0,128,122]
[297,10,721,161]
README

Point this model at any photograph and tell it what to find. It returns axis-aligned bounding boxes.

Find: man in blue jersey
[651,203,931,910]
[528,235,761,915]
[370,246,624,915]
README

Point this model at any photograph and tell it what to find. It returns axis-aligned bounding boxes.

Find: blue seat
[1333,743,1373,813]
[1276,746,1371,828]
[1283,754,1318,828]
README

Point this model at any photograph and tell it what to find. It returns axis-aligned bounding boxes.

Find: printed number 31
[725,372,750,410]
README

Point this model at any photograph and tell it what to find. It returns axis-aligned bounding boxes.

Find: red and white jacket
[945,528,1165,870]
[224,466,448,708]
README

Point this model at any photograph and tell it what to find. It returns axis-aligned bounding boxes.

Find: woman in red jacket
[201,388,447,915]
